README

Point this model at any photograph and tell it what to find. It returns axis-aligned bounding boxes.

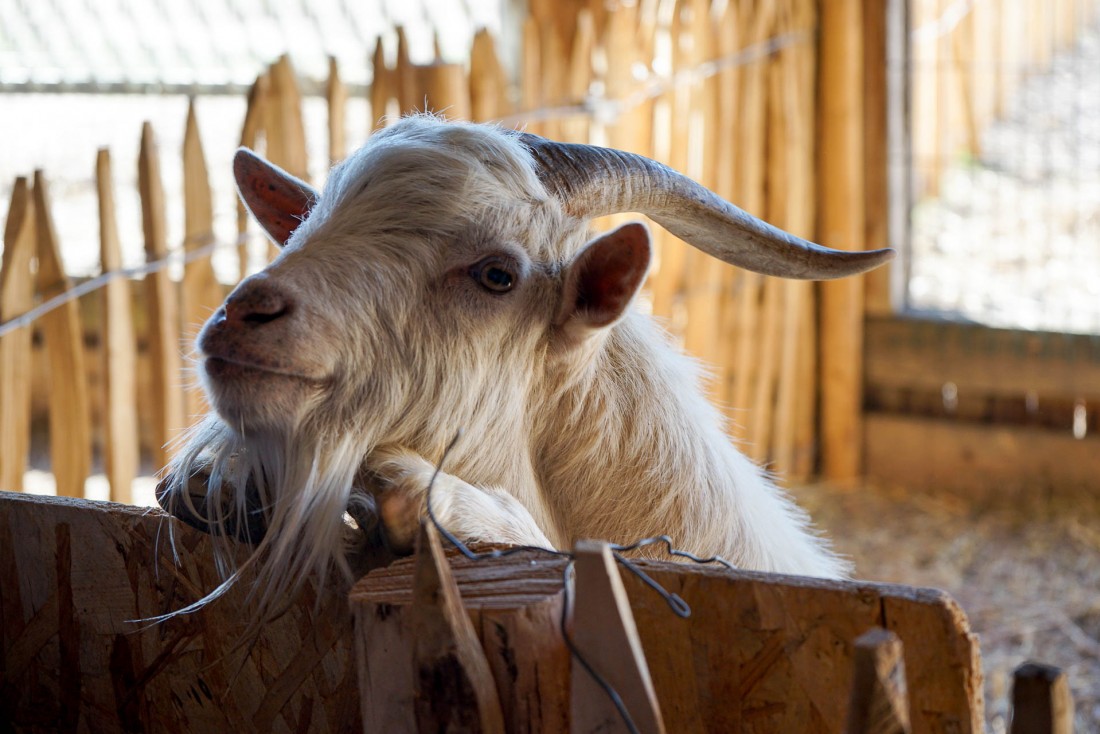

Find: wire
[422,430,737,734]
[0,232,245,339]
[497,30,812,128]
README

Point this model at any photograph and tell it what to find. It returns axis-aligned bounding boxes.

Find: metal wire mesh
[904,0,1100,335]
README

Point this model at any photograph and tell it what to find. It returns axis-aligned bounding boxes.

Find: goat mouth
[204,356,323,383]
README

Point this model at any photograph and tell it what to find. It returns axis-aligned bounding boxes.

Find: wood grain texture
[182,101,222,424]
[817,0,867,480]
[326,57,347,164]
[570,541,665,734]
[96,150,139,504]
[0,177,36,492]
[411,523,505,733]
[865,318,1100,401]
[138,123,185,470]
[845,628,911,734]
[1009,663,1073,734]
[352,545,983,733]
[33,171,92,498]
[864,412,1100,498]
[0,492,358,732]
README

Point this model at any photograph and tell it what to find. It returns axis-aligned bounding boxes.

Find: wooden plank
[327,56,347,163]
[772,0,817,479]
[353,548,571,733]
[0,492,358,732]
[728,0,774,440]
[410,523,505,733]
[266,55,309,182]
[1009,663,1073,734]
[182,100,221,424]
[817,0,867,480]
[521,16,544,136]
[96,150,139,504]
[562,9,596,143]
[864,413,1100,497]
[138,122,185,471]
[570,541,666,734]
[845,628,911,734]
[0,177,36,492]
[370,35,391,130]
[470,29,507,123]
[353,543,982,733]
[33,171,92,498]
[863,0,892,316]
[413,62,471,120]
[865,318,1100,400]
[237,71,269,279]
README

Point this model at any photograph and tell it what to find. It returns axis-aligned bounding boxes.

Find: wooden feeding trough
[1,490,1069,732]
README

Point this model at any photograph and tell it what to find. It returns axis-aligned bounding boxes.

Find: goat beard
[159,412,380,624]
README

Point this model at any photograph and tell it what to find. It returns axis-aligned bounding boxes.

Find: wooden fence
[6,0,1099,502]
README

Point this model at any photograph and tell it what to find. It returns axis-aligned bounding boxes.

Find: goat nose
[224,280,292,326]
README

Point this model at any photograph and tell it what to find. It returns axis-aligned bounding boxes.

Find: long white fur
[162,116,848,618]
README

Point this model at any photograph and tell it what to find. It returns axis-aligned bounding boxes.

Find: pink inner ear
[570,223,652,329]
[234,149,318,247]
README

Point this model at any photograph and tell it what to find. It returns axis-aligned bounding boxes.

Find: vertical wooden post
[845,627,911,734]
[521,17,544,136]
[863,0,892,316]
[182,100,221,424]
[238,72,270,280]
[410,523,505,733]
[562,9,596,144]
[370,36,391,130]
[729,1,775,441]
[327,56,347,164]
[0,177,36,492]
[96,150,139,504]
[1009,663,1073,734]
[34,172,92,498]
[817,0,867,480]
[772,0,817,480]
[266,55,310,182]
[414,63,472,120]
[138,123,185,471]
[570,541,666,734]
[470,30,507,123]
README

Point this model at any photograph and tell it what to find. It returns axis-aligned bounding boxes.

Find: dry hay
[798,481,1100,732]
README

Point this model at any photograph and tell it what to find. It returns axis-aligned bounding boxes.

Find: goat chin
[157,115,852,625]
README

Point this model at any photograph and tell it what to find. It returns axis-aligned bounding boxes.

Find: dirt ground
[797,481,1100,732]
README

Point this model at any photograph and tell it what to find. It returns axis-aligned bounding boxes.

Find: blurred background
[1,0,1098,728]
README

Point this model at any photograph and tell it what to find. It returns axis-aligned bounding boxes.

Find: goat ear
[557,222,652,332]
[233,148,319,247]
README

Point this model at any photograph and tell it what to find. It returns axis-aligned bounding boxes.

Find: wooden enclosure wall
[7,1,1097,500]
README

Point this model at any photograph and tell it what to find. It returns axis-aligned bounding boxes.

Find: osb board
[353,547,984,733]
[0,492,358,733]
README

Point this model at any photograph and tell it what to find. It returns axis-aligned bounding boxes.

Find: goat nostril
[242,304,289,325]
[224,284,293,327]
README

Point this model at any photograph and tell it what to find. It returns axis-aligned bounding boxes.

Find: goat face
[199,118,649,442]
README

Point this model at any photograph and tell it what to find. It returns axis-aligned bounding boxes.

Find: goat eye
[472,259,515,293]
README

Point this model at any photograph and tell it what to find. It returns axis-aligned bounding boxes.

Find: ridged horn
[518,133,894,280]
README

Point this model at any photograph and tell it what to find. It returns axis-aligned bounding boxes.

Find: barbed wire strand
[423,430,737,734]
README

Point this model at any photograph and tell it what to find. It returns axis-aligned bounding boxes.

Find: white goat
[160,116,892,612]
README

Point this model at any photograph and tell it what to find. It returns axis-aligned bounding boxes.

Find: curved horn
[518,133,894,280]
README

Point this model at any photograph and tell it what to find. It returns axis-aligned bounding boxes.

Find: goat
[159,116,893,613]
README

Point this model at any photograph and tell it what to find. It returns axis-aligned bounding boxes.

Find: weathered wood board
[352,546,984,733]
[0,492,357,733]
[1,493,982,733]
